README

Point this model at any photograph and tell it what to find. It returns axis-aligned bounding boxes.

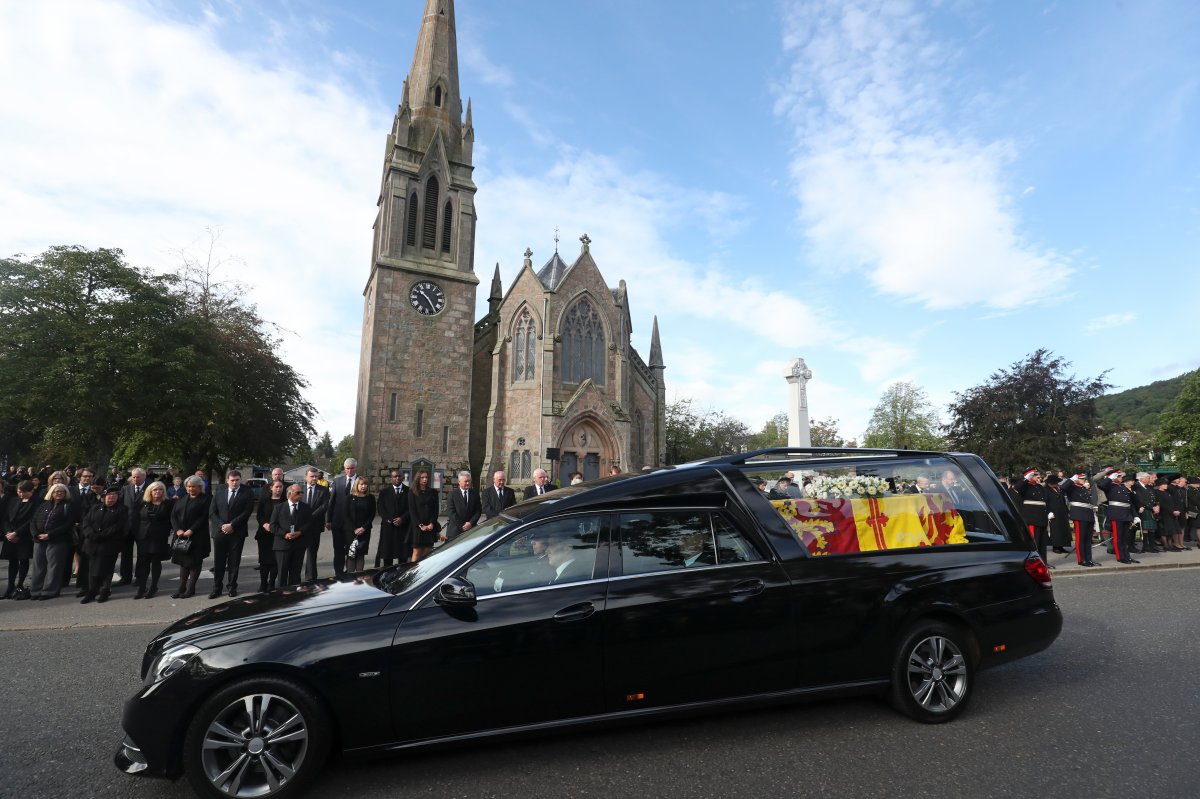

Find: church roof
[536,251,571,290]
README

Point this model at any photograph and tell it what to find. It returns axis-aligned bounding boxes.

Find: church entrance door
[584,454,600,481]
[560,453,578,483]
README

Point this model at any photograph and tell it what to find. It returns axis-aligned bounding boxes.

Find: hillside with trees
[1094,372,1191,432]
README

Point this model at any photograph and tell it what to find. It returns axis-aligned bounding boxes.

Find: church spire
[405,0,463,153]
[649,316,664,369]
[488,262,503,314]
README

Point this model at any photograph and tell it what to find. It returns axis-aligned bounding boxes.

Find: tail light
[1024,554,1052,585]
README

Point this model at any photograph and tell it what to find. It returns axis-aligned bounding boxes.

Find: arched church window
[406,191,418,247]
[434,86,442,107]
[562,297,605,385]
[512,309,536,382]
[422,176,439,249]
[441,200,453,253]
[521,450,531,479]
[510,450,519,478]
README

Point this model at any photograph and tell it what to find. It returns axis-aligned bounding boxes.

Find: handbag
[171,535,193,555]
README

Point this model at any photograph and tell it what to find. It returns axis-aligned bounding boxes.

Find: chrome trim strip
[474,577,608,602]
[608,560,766,582]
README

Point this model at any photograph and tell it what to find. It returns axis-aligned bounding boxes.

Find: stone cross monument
[786,358,813,448]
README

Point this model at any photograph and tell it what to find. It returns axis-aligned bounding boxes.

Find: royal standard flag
[771,495,967,556]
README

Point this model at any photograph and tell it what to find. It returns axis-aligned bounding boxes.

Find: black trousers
[1028,524,1048,562]
[117,534,134,582]
[1072,519,1093,564]
[1109,520,1133,561]
[211,533,246,592]
[330,528,347,579]
[303,529,322,581]
[275,548,304,588]
[87,552,118,596]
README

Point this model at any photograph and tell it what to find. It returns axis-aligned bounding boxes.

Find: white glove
[493,572,504,592]
[1047,512,1055,520]
[1132,517,1142,528]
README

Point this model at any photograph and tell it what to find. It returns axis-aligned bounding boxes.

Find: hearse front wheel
[182,675,331,799]
[889,621,975,723]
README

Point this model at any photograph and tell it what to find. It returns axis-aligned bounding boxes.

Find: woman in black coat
[255,480,286,591]
[407,470,440,563]
[81,486,129,603]
[30,483,77,600]
[2,480,38,599]
[345,479,376,573]
[134,482,173,599]
[169,476,212,598]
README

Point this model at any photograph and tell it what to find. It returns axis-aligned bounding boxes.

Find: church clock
[408,280,446,316]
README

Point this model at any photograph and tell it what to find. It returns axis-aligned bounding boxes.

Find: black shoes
[80,593,96,604]
[96,592,110,603]
[208,590,222,599]
[146,587,158,598]
[228,589,239,598]
[170,589,185,599]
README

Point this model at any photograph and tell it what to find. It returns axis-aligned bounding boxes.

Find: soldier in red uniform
[1014,467,1051,564]
[1096,468,1138,564]
[1062,473,1097,566]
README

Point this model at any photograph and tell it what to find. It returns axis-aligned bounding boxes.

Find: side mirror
[435,576,477,607]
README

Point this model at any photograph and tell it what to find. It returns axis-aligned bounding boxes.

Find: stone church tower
[354,0,478,479]
[355,0,665,487]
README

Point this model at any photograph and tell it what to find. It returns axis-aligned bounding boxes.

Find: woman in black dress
[2,480,37,599]
[255,480,286,591]
[345,479,376,573]
[134,482,173,598]
[407,470,440,562]
[169,475,211,598]
[81,486,129,603]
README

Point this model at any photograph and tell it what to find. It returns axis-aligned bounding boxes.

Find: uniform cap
[1023,468,1039,480]
[1071,473,1087,482]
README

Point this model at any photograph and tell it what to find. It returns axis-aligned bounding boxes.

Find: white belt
[1023,500,1046,506]
[1109,501,1131,508]
[1069,502,1093,509]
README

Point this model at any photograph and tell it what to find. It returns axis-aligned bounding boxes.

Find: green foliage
[946,349,1110,476]
[810,416,846,447]
[746,412,788,450]
[315,431,335,460]
[0,245,315,472]
[862,381,945,450]
[330,434,355,473]
[1075,430,1156,471]
[292,437,315,466]
[1157,372,1200,474]
[1095,372,1190,433]
[665,398,750,464]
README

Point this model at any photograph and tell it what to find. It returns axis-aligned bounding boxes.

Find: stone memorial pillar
[786,358,813,448]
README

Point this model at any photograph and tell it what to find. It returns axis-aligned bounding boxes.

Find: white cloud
[1087,312,1136,332]
[776,0,1070,310]
[0,0,382,439]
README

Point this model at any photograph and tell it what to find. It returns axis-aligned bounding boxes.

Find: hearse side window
[466,515,602,597]
[618,511,763,576]
[744,458,1009,557]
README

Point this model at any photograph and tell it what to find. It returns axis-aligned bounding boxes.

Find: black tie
[307,487,313,505]
[291,503,297,515]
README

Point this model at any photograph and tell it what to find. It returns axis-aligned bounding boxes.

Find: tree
[746,412,788,450]
[946,350,1110,477]
[292,437,315,465]
[665,398,750,464]
[0,244,315,473]
[1157,371,1200,473]
[1075,429,1155,471]
[810,416,846,447]
[863,381,945,450]
[330,434,355,472]
[315,431,335,460]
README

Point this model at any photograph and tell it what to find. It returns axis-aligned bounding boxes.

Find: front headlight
[145,644,201,686]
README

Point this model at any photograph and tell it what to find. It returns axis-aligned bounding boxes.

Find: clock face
[408,280,446,316]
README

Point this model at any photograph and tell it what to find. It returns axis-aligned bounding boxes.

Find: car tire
[888,620,975,723]
[182,675,331,799]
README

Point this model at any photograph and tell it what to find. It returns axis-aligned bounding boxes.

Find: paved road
[2,568,1198,799]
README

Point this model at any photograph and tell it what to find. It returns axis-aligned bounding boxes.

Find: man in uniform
[1062,473,1097,567]
[1014,467,1052,564]
[1097,468,1138,564]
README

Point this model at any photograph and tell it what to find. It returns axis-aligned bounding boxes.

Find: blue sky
[3,0,1199,446]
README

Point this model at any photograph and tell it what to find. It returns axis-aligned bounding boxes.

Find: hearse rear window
[744,458,1007,556]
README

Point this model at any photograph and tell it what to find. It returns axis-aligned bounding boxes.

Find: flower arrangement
[802,474,890,499]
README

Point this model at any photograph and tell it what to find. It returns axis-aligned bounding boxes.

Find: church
[353,0,666,488]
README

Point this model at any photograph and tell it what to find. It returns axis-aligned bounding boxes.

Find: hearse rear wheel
[889,621,975,723]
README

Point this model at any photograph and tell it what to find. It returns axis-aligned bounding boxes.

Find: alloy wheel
[904,634,968,713]
[200,693,309,797]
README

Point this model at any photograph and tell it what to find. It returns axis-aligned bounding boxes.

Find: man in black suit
[445,471,481,542]
[270,484,311,587]
[482,470,517,519]
[300,467,330,580]
[116,467,147,586]
[326,458,360,579]
[208,469,254,597]
[376,469,409,566]
[523,468,555,500]
[68,467,99,590]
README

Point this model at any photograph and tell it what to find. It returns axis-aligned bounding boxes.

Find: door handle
[553,601,595,622]
[729,579,764,597]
